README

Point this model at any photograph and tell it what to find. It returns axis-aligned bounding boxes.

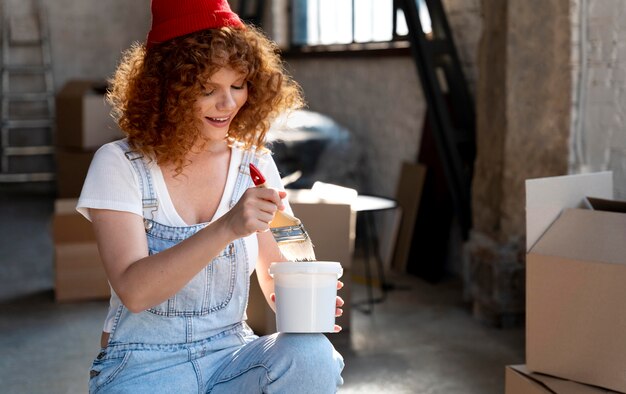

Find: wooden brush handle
[270,210,301,228]
[249,163,300,228]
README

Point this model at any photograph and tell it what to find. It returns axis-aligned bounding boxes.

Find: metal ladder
[398,0,476,239]
[0,0,55,182]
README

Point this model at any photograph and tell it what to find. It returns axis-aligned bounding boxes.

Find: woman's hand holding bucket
[269,271,345,333]
[268,261,343,333]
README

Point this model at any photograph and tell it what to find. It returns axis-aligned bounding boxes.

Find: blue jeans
[89,323,344,393]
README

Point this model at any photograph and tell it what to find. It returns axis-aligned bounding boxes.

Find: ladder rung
[0,172,55,182]
[425,39,451,57]
[4,119,54,128]
[1,6,57,185]
[4,145,55,156]
[2,92,53,101]
[2,64,51,73]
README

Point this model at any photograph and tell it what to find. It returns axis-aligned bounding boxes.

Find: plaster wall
[286,0,482,197]
[3,0,151,92]
[571,0,626,198]
[285,56,424,196]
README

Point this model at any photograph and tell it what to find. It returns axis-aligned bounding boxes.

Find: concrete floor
[0,185,524,393]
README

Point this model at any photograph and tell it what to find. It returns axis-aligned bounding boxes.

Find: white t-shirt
[77,140,290,332]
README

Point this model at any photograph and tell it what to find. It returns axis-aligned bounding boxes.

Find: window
[290,0,432,48]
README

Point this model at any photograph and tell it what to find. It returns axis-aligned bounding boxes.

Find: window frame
[284,0,412,57]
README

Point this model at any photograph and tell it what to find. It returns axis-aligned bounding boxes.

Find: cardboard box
[525,172,626,392]
[55,243,110,302]
[53,199,110,302]
[288,189,356,269]
[505,365,620,394]
[56,80,122,150]
[246,192,356,336]
[55,148,95,198]
[53,199,96,243]
[526,208,626,392]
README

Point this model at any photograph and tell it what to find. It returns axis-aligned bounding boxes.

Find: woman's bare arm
[255,230,285,312]
[91,187,284,313]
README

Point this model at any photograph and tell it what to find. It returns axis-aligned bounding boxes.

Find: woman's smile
[205,115,232,127]
[196,67,249,139]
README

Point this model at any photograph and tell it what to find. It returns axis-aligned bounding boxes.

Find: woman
[77,1,344,392]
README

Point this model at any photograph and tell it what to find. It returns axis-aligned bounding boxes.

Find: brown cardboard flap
[529,208,626,265]
[507,365,620,393]
[506,365,554,394]
[586,197,626,213]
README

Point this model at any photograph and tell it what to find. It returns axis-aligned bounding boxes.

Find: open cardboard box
[505,365,620,394]
[525,171,626,392]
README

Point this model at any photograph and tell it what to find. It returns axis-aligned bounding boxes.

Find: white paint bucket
[268,261,343,333]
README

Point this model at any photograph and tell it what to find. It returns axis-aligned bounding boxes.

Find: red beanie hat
[147,0,244,47]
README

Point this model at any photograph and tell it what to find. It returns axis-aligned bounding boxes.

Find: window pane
[319,0,353,44]
[396,8,409,36]
[291,0,404,46]
[372,0,393,41]
[419,0,433,34]
[355,0,393,43]
[306,0,320,44]
[354,0,374,43]
[396,0,432,36]
[291,0,311,45]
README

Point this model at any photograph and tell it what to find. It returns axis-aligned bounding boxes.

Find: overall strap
[229,147,260,209]
[115,139,159,230]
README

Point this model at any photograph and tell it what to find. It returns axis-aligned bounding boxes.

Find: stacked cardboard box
[53,199,110,302]
[505,172,626,393]
[55,80,123,198]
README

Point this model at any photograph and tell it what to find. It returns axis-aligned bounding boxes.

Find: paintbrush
[249,163,316,261]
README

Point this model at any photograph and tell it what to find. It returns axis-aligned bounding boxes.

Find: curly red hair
[107,25,304,173]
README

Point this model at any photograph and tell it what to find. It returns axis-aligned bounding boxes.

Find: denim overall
[88,140,344,394]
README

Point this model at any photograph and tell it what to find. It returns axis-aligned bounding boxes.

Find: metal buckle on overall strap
[142,198,158,231]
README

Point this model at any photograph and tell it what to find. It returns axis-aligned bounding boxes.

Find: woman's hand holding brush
[249,163,316,261]
[220,187,287,239]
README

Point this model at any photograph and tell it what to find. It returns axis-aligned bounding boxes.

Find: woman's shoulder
[90,139,137,171]
[95,138,129,156]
